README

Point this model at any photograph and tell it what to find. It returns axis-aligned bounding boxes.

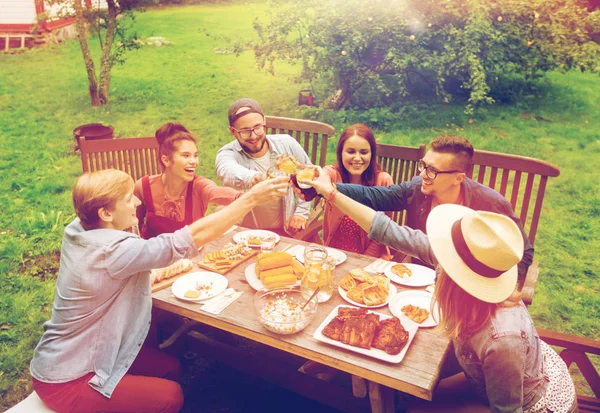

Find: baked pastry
[346,283,370,303]
[336,307,368,320]
[339,274,358,291]
[340,316,379,349]
[322,317,345,341]
[372,317,409,355]
[391,263,412,278]
[401,304,430,324]
[348,268,372,283]
[363,284,388,306]
[151,259,193,284]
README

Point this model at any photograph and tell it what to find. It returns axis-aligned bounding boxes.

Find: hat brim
[426,204,518,304]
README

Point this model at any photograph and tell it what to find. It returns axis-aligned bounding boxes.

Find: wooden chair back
[470,150,560,246]
[537,328,600,412]
[265,116,335,167]
[79,136,160,182]
[376,143,427,226]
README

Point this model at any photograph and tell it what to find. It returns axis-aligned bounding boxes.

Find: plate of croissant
[338,268,397,308]
[388,290,440,328]
[384,262,436,287]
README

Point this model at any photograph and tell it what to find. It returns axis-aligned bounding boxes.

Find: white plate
[384,262,436,287]
[245,263,300,291]
[313,305,418,364]
[171,271,228,302]
[233,230,281,247]
[295,247,347,266]
[388,290,440,328]
[338,284,397,309]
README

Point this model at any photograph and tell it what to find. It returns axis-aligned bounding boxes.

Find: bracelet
[328,189,338,203]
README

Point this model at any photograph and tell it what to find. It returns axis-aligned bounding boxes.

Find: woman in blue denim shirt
[29,169,288,413]
[306,170,577,413]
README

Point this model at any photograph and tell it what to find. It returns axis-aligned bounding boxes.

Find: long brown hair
[335,124,380,186]
[434,269,496,339]
[155,123,197,171]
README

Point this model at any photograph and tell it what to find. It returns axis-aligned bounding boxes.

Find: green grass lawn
[1,1,599,408]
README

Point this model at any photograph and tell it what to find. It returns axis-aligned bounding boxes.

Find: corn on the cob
[256,252,292,272]
[290,259,305,278]
[258,265,294,281]
[262,273,297,289]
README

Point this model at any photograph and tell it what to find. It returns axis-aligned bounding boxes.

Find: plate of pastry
[294,247,347,266]
[337,268,396,308]
[388,290,440,328]
[233,230,281,247]
[384,262,436,287]
[313,305,417,363]
[171,271,228,302]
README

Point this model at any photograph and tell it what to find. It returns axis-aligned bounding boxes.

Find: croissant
[348,268,372,283]
[363,284,388,306]
[151,259,193,284]
[346,283,370,303]
[339,274,358,291]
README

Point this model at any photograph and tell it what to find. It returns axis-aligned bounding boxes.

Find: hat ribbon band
[230,108,263,125]
[451,219,504,279]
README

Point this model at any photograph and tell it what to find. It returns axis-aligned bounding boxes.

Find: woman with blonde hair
[306,171,577,413]
[29,169,287,413]
[321,123,392,258]
[135,123,241,238]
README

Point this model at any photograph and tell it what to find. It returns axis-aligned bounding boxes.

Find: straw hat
[426,204,524,303]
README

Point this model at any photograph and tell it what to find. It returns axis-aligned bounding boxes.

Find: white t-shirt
[240,150,284,230]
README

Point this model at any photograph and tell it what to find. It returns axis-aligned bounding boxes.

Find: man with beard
[330,135,533,287]
[215,98,311,236]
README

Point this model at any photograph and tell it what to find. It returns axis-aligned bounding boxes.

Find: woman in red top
[322,124,393,258]
[135,123,241,238]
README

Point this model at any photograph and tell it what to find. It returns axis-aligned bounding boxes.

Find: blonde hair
[433,269,495,339]
[73,169,133,230]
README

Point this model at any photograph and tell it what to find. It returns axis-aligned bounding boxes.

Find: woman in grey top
[306,169,577,413]
[30,169,288,413]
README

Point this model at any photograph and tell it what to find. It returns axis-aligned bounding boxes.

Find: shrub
[250,0,600,113]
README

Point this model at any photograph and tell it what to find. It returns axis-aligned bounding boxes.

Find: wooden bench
[79,116,335,182]
[538,328,600,413]
[265,116,335,167]
[468,150,560,304]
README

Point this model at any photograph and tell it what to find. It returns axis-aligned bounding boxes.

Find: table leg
[368,381,394,413]
[351,375,368,398]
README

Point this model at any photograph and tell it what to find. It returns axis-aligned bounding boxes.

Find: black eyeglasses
[417,159,463,180]
[231,124,266,140]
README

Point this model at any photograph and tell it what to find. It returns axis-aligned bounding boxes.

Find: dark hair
[155,122,190,145]
[429,135,474,173]
[156,128,197,171]
[335,124,380,186]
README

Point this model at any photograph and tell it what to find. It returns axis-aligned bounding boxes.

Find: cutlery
[301,287,320,310]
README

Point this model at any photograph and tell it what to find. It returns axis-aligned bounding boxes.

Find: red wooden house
[0,0,106,51]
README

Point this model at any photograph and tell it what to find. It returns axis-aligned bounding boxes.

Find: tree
[250,0,600,112]
[42,0,147,106]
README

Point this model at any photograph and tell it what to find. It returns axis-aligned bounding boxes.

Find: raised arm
[105,177,289,279]
[215,144,261,190]
[335,176,419,211]
[307,168,436,266]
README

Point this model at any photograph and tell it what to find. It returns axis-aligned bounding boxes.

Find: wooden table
[152,228,451,413]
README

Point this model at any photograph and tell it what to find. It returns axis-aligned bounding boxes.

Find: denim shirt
[215,134,312,234]
[30,218,198,398]
[369,212,547,412]
[337,176,534,279]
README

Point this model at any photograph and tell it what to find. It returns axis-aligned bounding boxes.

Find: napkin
[363,258,392,274]
[285,244,304,258]
[201,290,243,314]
